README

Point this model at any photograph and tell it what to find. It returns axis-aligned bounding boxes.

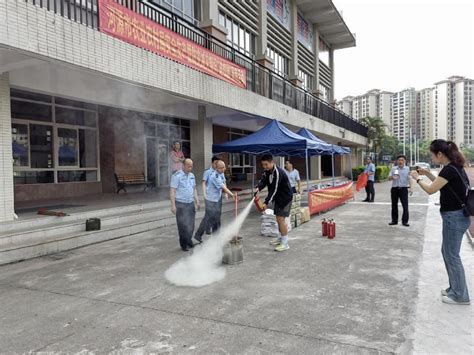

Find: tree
[380,135,402,162]
[461,147,474,163]
[359,116,387,163]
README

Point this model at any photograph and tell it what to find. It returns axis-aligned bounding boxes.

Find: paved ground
[0,182,472,354]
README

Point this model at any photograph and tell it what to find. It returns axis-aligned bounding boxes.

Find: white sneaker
[269,238,281,246]
[441,289,448,297]
[274,243,290,252]
[441,295,470,305]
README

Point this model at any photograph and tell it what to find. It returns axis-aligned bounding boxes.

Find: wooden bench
[114,173,150,194]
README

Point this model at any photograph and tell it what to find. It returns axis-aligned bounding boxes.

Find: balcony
[26,0,367,137]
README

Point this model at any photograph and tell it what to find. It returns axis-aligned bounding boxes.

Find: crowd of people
[169,138,471,305]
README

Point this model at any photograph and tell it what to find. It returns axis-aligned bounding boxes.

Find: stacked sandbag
[290,194,302,228]
[260,209,279,237]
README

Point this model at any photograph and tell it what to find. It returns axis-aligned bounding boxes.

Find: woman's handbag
[446,165,474,216]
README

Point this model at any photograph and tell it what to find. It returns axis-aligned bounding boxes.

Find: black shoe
[362,199,369,202]
[388,222,398,225]
[181,247,189,252]
[188,243,195,249]
[368,200,374,203]
[205,230,212,235]
[402,223,410,227]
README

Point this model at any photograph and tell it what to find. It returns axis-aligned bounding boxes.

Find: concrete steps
[0,195,253,265]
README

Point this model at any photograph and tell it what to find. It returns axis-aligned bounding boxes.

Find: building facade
[390,88,417,143]
[415,87,434,142]
[337,89,393,131]
[0,0,367,222]
[434,76,473,147]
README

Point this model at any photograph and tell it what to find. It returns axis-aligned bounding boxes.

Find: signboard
[98,0,247,89]
[297,12,313,52]
[308,182,354,215]
[267,0,290,31]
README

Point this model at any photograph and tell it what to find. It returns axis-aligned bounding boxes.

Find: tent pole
[349,150,353,181]
[305,149,310,202]
[252,154,256,189]
[331,153,336,187]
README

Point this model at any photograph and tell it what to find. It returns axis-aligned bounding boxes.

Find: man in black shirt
[256,154,293,252]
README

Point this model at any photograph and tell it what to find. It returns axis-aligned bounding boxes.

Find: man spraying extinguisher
[255,154,293,252]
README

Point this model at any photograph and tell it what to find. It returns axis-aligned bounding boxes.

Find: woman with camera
[410,139,470,305]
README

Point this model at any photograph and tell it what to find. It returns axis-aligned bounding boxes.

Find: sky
[332,0,474,100]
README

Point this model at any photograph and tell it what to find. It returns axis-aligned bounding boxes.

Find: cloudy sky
[332,0,474,99]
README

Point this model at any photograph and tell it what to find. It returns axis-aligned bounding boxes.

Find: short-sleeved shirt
[202,168,214,183]
[389,165,410,187]
[170,150,184,172]
[206,171,226,202]
[170,170,195,203]
[364,163,376,182]
[285,169,300,187]
[438,164,469,212]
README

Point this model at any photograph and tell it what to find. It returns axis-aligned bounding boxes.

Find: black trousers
[175,201,196,249]
[391,187,409,224]
[365,180,375,201]
[195,200,221,240]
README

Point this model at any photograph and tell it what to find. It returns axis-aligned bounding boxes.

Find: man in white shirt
[284,160,301,194]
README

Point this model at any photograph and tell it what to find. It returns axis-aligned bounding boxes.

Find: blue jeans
[441,209,470,302]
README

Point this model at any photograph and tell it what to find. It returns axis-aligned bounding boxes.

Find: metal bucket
[222,237,243,265]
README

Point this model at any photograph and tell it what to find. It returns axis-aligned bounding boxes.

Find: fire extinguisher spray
[328,219,336,239]
[321,218,329,237]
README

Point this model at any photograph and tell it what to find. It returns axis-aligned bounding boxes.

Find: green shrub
[352,166,365,181]
[375,165,390,182]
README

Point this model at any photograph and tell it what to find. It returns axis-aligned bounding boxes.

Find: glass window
[218,12,225,27]
[55,107,97,127]
[239,26,245,51]
[79,130,98,168]
[182,0,193,17]
[232,22,239,48]
[144,121,156,136]
[14,171,54,184]
[55,97,97,110]
[245,32,250,53]
[319,38,330,66]
[12,124,29,167]
[58,128,79,167]
[157,123,169,139]
[173,0,182,11]
[30,124,53,168]
[11,100,52,122]
[58,170,98,183]
[11,89,52,103]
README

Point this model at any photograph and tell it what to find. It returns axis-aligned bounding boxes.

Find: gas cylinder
[321,218,329,237]
[328,219,336,239]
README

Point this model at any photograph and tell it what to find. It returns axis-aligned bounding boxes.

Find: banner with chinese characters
[98,0,247,89]
[267,0,290,31]
[308,182,354,215]
[297,12,313,52]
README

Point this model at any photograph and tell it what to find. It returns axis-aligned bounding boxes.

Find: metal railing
[26,0,368,137]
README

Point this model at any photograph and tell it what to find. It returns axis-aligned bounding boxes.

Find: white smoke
[165,200,254,287]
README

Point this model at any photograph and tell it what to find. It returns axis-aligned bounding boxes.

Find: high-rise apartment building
[391,88,417,143]
[337,89,393,131]
[434,76,473,147]
[416,88,434,141]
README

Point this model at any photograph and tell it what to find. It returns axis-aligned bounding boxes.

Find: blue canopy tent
[212,120,334,194]
[297,128,353,185]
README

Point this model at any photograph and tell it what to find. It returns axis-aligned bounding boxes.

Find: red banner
[308,182,354,215]
[98,0,247,89]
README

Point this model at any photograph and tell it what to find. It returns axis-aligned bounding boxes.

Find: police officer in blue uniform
[170,158,200,251]
[194,160,235,243]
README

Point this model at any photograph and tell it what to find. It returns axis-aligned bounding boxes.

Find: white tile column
[190,105,213,187]
[0,73,14,222]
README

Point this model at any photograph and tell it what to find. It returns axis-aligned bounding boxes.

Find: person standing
[202,156,221,235]
[284,160,301,194]
[170,141,185,175]
[362,156,376,202]
[256,154,293,252]
[410,139,470,305]
[194,161,235,243]
[170,158,200,251]
[388,155,413,226]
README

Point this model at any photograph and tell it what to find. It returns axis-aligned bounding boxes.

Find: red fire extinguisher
[327,219,336,239]
[321,218,329,237]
